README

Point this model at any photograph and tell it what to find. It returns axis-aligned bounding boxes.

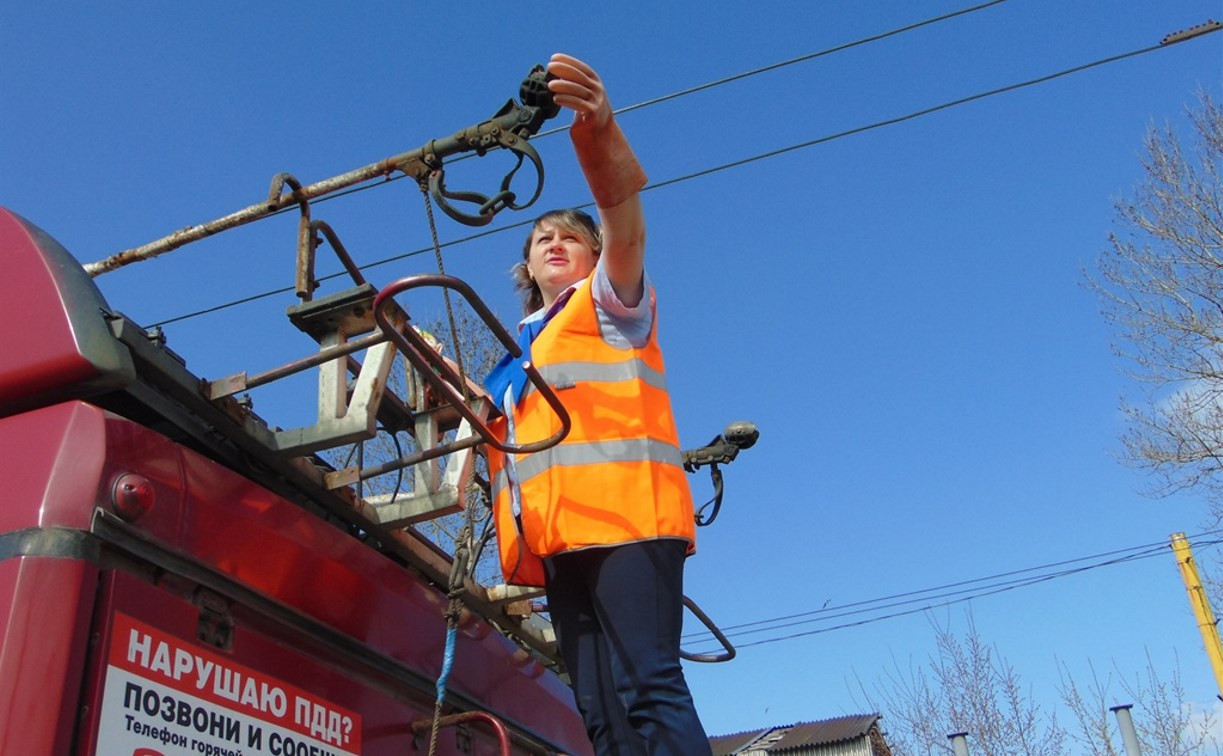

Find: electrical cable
[720,553,1162,651]
[191,1,1009,223]
[714,545,1169,641]
[684,532,1223,642]
[143,1,1007,328]
[144,31,1207,329]
[680,531,1223,652]
[688,534,1204,637]
[642,41,1172,193]
[566,0,1011,123]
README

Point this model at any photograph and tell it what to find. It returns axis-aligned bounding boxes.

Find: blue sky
[4,0,1222,748]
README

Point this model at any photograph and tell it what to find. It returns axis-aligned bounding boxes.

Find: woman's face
[526,220,598,306]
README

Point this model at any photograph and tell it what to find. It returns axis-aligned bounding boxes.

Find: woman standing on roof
[483,53,710,756]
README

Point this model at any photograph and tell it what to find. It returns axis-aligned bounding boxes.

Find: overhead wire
[198,1,1008,221]
[717,551,1165,651]
[710,545,1169,642]
[145,0,1007,328]
[681,530,1223,653]
[564,0,1010,122]
[148,217,537,327]
[643,41,1176,193]
[688,535,1184,636]
[147,16,1217,329]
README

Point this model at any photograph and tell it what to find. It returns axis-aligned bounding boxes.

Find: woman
[484,54,711,756]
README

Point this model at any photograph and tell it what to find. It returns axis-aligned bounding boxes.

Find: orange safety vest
[487,277,695,586]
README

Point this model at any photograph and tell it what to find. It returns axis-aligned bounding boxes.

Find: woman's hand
[546,53,612,131]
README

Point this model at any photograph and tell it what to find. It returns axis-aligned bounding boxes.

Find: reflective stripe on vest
[491,436,684,502]
[523,358,668,397]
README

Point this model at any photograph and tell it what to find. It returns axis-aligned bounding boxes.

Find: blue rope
[435,623,457,704]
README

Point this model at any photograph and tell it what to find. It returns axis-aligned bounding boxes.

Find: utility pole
[1170,532,1223,698]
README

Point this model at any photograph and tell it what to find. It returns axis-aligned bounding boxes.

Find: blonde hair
[512,208,602,315]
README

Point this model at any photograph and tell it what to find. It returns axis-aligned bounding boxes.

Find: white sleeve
[590,264,654,349]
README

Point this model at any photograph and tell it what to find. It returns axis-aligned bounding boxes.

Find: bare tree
[1090,93,1223,509]
[1057,653,1219,756]
[858,615,1217,755]
[1057,661,1119,756]
[856,614,1067,755]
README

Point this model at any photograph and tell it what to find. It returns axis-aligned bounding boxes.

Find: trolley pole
[1170,532,1223,698]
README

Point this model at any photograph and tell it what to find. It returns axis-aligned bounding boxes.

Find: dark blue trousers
[544,539,711,756]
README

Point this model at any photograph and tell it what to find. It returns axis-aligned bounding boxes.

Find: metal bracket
[265,285,403,456]
[366,396,491,527]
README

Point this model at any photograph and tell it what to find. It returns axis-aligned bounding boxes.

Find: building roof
[710,728,770,755]
[710,713,883,754]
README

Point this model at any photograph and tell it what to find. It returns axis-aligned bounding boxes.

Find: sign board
[97,613,362,756]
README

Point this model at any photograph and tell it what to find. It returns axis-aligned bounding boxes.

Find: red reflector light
[111,473,154,521]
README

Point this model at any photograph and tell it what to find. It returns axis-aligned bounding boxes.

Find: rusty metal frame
[267,336,398,456]
[206,331,386,399]
[83,65,559,277]
[372,273,570,456]
[411,711,512,756]
[218,283,408,457]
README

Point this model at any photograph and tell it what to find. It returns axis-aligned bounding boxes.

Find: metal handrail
[372,273,571,455]
[297,219,367,301]
[680,596,736,663]
[411,710,512,756]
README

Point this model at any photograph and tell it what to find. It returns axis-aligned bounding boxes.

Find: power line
[688,536,1182,636]
[643,41,1171,192]
[681,531,1223,653]
[225,1,1009,223]
[720,556,1154,652]
[145,1,1006,328]
[594,1,1010,121]
[692,534,1223,645]
[150,29,1203,327]
[148,29,1209,329]
[715,546,1167,642]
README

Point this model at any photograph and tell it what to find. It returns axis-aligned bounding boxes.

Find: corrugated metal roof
[709,713,883,754]
[710,727,770,755]
[772,714,881,752]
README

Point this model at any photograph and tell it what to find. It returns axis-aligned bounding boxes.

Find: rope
[426,622,458,755]
[426,523,473,755]
[418,182,471,400]
[417,180,484,754]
